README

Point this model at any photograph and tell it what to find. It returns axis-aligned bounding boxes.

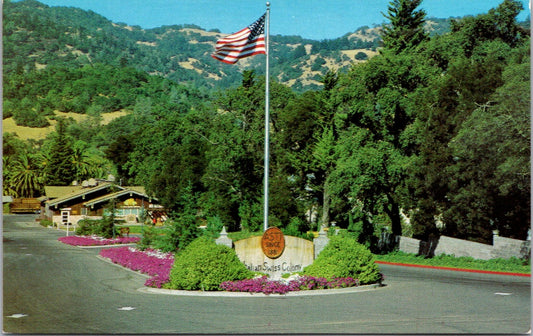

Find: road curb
[76,243,138,249]
[375,260,531,277]
[96,255,150,279]
[138,283,384,297]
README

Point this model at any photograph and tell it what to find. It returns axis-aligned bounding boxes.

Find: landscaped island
[59,233,383,294]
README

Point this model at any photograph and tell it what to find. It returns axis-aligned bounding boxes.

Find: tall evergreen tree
[382,0,428,53]
[45,118,76,186]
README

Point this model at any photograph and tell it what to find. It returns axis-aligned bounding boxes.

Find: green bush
[39,219,54,227]
[203,215,224,239]
[166,236,254,290]
[137,225,156,250]
[74,218,119,238]
[282,217,314,241]
[227,230,263,241]
[149,216,200,253]
[75,219,101,236]
[12,108,50,128]
[98,217,119,238]
[302,235,381,284]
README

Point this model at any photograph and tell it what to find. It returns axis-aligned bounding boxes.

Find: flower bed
[96,245,365,294]
[58,235,140,246]
[99,246,174,288]
[219,275,360,295]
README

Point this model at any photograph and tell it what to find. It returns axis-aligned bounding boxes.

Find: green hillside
[3,0,530,250]
[4,0,457,93]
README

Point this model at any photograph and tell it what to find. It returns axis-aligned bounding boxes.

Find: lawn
[373,251,530,274]
[116,225,166,234]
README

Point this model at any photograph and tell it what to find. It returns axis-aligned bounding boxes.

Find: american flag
[211,14,266,64]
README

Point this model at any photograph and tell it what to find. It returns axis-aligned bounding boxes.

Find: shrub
[203,215,224,239]
[302,235,381,284]
[238,200,262,232]
[282,217,314,241]
[137,225,156,250]
[75,219,101,236]
[75,218,119,238]
[12,107,50,128]
[167,236,253,291]
[227,230,263,241]
[40,219,54,227]
[149,224,179,253]
[354,51,368,60]
[98,216,119,239]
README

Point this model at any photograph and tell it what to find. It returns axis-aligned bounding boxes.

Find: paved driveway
[3,214,531,334]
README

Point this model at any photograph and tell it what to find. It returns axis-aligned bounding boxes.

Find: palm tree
[70,144,113,181]
[35,150,51,187]
[3,156,18,197]
[71,146,93,182]
[9,153,43,197]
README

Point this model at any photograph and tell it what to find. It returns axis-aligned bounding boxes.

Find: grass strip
[118,225,166,234]
[374,251,530,274]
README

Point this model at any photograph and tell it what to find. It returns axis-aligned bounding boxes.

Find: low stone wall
[398,234,530,260]
[492,235,530,259]
[398,236,421,255]
[433,235,494,260]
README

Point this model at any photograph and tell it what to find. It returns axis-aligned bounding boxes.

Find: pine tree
[382,0,428,53]
[45,118,76,186]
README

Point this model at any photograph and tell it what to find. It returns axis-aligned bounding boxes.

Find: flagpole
[263,2,270,232]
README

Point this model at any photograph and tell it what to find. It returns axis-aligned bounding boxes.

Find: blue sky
[37,0,530,40]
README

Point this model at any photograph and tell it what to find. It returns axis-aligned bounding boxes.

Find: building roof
[46,182,115,206]
[83,189,151,207]
[44,182,153,208]
[122,186,146,194]
[44,186,85,199]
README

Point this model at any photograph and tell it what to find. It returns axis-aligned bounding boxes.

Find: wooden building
[41,179,165,227]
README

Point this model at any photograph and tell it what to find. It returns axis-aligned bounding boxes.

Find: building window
[103,207,140,217]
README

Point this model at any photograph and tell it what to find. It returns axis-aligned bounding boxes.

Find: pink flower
[219,275,360,295]
[58,235,140,246]
[99,247,174,288]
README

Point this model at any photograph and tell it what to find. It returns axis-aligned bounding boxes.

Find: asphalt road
[3,214,531,334]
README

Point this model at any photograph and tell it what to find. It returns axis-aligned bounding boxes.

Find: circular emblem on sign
[261,227,285,259]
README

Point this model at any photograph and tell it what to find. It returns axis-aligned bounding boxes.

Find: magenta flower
[98,246,174,288]
[95,244,363,293]
[58,235,140,246]
[219,275,360,295]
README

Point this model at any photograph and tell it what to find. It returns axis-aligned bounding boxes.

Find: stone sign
[234,234,314,280]
[261,227,285,259]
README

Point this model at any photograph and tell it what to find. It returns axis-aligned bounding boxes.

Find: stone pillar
[215,226,233,248]
[492,230,499,245]
[313,226,329,259]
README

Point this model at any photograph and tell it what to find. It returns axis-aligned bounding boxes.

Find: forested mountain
[3,0,530,249]
[2,0,459,129]
[4,0,455,93]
